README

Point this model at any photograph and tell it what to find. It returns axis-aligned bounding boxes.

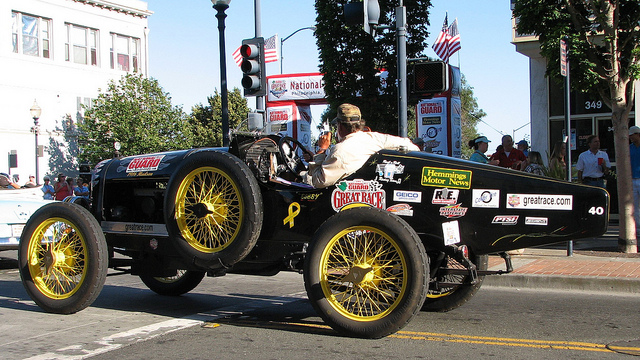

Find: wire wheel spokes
[176,167,243,253]
[321,227,407,320]
[28,218,87,299]
[427,256,465,298]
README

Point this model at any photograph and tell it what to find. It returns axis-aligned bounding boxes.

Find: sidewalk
[484,221,640,293]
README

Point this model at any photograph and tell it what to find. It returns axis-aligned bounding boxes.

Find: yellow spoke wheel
[305,207,428,339]
[19,202,107,314]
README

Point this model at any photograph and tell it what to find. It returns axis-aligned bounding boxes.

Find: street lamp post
[212,0,231,147]
[29,100,42,185]
[280,26,316,74]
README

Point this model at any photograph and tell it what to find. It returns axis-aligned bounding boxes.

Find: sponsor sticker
[375,160,404,184]
[432,188,459,205]
[331,180,386,211]
[507,194,573,210]
[525,217,548,226]
[492,215,519,225]
[126,155,165,173]
[301,193,321,201]
[472,189,500,208]
[387,204,413,216]
[421,167,472,189]
[393,190,422,203]
[439,204,468,219]
[442,220,461,245]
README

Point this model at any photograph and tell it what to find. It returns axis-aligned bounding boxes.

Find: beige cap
[331,103,362,125]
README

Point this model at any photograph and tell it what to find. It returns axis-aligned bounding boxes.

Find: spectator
[576,135,610,188]
[549,141,567,180]
[74,179,90,200]
[524,151,545,176]
[490,135,527,170]
[517,140,529,157]
[304,103,419,188]
[42,177,55,200]
[54,173,73,200]
[629,126,640,235]
[23,175,38,188]
[468,136,499,165]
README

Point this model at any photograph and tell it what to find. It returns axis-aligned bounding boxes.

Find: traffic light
[344,0,380,34]
[410,61,449,97]
[240,37,266,97]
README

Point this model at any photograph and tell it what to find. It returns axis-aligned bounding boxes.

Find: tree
[315,0,432,134]
[78,74,192,165]
[514,0,640,252]
[460,75,486,159]
[189,88,251,147]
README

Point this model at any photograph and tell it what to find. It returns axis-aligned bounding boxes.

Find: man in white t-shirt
[304,103,419,188]
[576,135,610,188]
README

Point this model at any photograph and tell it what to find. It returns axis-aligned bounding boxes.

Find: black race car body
[19,131,609,338]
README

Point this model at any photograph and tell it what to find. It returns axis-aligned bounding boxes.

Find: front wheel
[304,207,429,339]
[18,202,107,314]
[139,270,205,296]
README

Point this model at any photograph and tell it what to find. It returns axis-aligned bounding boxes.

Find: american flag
[232,35,279,67]
[431,15,461,63]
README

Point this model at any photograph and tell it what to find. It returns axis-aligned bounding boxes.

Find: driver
[304,103,419,188]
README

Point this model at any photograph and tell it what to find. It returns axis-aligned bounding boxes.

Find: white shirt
[305,131,419,188]
[576,149,610,178]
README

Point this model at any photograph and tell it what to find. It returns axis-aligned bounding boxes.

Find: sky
[147,0,530,152]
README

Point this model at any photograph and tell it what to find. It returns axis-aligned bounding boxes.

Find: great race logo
[507,194,573,210]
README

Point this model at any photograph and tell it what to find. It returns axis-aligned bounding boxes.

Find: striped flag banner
[447,19,461,59]
[233,35,279,67]
[432,15,450,62]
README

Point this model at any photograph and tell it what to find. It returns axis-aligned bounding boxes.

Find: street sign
[560,39,567,77]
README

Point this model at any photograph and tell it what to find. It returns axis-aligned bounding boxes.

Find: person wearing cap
[629,126,640,233]
[576,135,610,188]
[468,136,499,165]
[42,176,55,200]
[304,103,419,188]
[490,135,527,170]
[23,175,37,188]
[517,140,529,157]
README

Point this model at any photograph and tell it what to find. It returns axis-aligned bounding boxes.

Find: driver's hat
[331,103,362,126]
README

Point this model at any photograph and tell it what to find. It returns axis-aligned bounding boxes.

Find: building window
[65,24,98,66]
[12,12,51,58]
[110,33,140,72]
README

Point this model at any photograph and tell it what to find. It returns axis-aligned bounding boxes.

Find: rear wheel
[18,202,107,314]
[164,151,263,269]
[421,253,488,312]
[139,270,206,296]
[304,207,429,339]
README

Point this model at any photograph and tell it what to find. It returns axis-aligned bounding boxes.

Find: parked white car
[0,188,51,251]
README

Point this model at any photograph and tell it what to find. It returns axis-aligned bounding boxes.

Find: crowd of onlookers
[0,172,89,201]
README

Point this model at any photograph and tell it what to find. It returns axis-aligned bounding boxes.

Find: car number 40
[588,206,605,216]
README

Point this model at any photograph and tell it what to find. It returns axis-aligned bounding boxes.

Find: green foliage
[189,88,251,147]
[460,75,486,159]
[315,0,432,134]
[79,74,192,164]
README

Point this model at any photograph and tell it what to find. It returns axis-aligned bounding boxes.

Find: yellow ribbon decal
[283,202,301,228]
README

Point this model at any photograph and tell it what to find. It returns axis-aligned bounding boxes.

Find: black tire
[18,202,107,314]
[139,270,206,296]
[421,253,489,312]
[164,151,263,269]
[304,207,429,339]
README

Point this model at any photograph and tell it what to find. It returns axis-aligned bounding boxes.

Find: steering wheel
[277,136,315,175]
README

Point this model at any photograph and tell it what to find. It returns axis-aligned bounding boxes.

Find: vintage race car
[18,132,609,338]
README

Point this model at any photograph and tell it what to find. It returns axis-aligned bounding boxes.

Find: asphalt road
[1,251,639,360]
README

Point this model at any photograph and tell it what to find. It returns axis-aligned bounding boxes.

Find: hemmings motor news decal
[126,155,165,173]
[421,167,472,189]
[507,194,573,210]
[332,180,385,211]
[472,189,500,208]
[432,188,459,205]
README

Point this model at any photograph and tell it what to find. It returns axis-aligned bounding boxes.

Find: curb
[483,273,640,294]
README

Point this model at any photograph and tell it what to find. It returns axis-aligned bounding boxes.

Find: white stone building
[0,0,151,184]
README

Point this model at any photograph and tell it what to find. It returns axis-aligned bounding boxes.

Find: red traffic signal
[410,61,449,97]
[240,37,266,97]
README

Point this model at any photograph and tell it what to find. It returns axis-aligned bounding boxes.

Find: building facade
[0,0,151,183]
[510,7,638,166]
